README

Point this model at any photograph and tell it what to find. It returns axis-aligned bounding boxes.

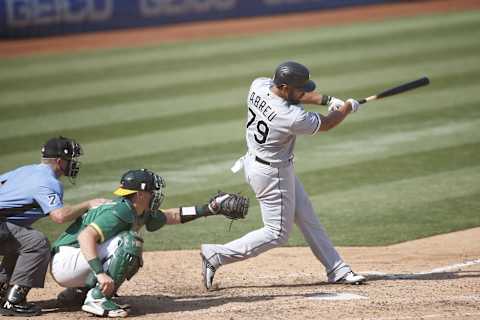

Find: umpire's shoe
[200,253,216,291]
[0,284,41,317]
[0,282,7,301]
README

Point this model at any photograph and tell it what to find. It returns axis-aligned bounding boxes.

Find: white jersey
[245,77,321,163]
[203,72,355,286]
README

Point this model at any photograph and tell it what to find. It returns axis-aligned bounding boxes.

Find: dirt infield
[31,227,480,319]
[1,0,480,58]
[6,1,480,318]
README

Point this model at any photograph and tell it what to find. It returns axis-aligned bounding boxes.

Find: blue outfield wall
[0,0,402,38]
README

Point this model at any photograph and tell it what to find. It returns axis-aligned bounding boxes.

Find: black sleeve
[145,210,167,232]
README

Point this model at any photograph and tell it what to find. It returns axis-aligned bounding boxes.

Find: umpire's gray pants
[0,222,50,288]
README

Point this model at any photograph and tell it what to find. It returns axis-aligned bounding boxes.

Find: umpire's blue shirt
[0,164,64,227]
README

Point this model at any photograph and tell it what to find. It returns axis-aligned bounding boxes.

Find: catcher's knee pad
[85,231,144,291]
[109,231,144,283]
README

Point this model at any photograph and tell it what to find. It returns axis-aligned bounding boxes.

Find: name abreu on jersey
[248,90,278,122]
[246,77,320,162]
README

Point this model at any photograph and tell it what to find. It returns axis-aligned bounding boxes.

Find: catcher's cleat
[331,271,366,285]
[57,287,130,310]
[112,293,131,311]
[200,254,216,291]
[82,288,128,318]
[57,287,88,307]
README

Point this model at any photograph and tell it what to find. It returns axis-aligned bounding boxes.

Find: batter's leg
[202,160,295,269]
[293,176,351,282]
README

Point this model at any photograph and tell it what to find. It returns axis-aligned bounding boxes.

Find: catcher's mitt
[208,191,249,220]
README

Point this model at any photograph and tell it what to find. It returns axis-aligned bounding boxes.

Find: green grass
[2,10,480,250]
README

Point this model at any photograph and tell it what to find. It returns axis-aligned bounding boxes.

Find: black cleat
[0,300,42,317]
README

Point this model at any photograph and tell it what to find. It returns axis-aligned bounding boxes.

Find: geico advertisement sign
[262,0,320,4]
[5,0,113,28]
[139,0,236,17]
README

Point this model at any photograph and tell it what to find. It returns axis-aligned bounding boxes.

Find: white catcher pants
[202,153,351,282]
[50,235,121,288]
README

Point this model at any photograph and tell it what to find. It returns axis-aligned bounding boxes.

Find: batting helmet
[114,169,166,212]
[273,61,316,92]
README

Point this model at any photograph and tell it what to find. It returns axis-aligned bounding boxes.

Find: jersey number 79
[247,108,270,144]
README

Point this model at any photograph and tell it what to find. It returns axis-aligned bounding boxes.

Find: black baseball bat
[358,76,430,104]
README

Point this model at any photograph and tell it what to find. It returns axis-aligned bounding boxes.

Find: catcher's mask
[41,136,83,183]
[113,169,166,212]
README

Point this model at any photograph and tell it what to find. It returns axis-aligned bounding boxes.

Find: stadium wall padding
[1,0,402,38]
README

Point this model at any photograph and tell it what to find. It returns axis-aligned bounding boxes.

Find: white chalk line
[308,292,367,301]
[362,258,480,280]
[345,312,480,320]
[307,259,480,303]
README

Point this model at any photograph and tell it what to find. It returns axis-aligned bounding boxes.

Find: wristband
[88,257,103,275]
[320,95,331,106]
[180,206,196,222]
[179,205,210,223]
[196,204,210,216]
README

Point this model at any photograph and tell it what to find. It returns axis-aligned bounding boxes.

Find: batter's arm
[300,91,345,111]
[299,91,326,105]
[318,99,358,131]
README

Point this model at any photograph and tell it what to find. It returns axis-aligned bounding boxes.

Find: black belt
[255,156,271,166]
[0,204,39,215]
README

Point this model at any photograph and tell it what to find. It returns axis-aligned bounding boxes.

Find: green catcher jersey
[52,197,167,250]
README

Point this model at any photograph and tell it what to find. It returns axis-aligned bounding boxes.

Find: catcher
[50,168,248,318]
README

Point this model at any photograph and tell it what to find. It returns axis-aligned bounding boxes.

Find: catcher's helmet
[41,136,83,179]
[114,169,166,212]
[273,61,316,92]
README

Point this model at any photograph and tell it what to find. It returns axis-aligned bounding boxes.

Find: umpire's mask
[113,169,166,212]
[41,136,83,183]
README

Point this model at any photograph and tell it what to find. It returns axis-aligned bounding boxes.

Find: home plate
[308,292,367,301]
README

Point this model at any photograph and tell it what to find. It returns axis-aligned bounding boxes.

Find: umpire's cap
[273,61,316,92]
[114,169,165,196]
[41,136,82,159]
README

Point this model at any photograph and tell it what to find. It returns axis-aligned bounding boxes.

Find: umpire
[0,136,109,317]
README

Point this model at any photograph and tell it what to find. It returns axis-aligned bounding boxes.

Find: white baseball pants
[50,235,120,288]
[202,153,351,282]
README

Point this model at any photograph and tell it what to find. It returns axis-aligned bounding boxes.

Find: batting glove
[347,98,361,112]
[327,97,345,113]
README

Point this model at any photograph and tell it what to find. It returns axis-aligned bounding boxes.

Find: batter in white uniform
[201,61,365,289]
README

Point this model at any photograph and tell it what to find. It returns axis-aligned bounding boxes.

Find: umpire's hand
[96,273,115,297]
[88,198,112,209]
